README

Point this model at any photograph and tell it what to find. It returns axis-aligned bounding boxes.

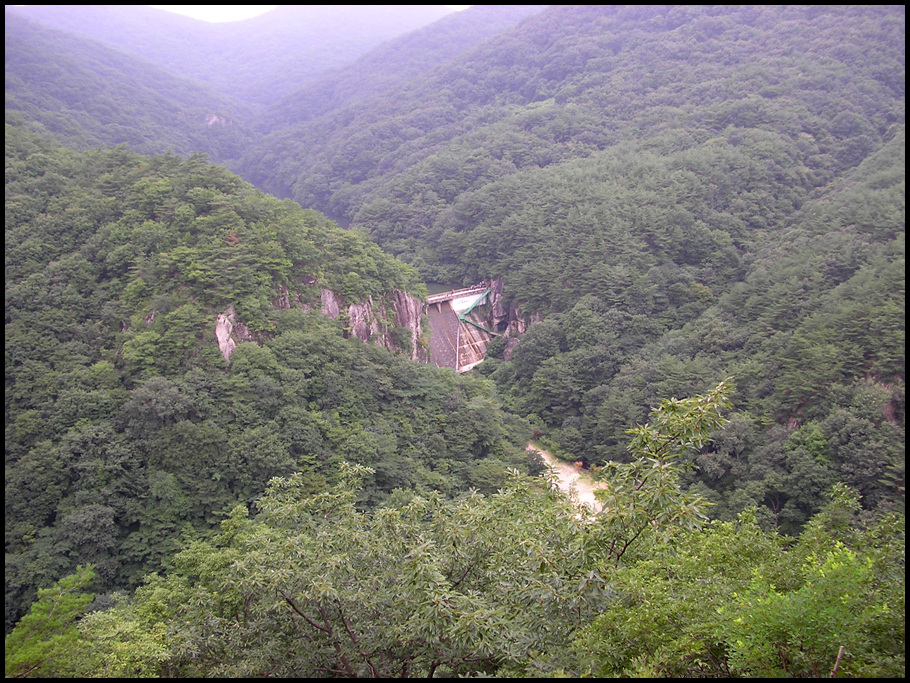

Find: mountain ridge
[3,7,904,667]
[7,4,458,108]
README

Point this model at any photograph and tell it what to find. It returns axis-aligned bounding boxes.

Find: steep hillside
[3,6,904,675]
[259,5,548,133]
[480,129,904,529]
[4,13,250,161]
[8,4,456,108]
[4,123,532,631]
[6,2,903,540]
[238,4,904,528]
[241,5,902,238]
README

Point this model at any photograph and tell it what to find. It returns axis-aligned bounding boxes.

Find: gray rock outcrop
[215,288,427,363]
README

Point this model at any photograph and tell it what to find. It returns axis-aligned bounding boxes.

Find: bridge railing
[426,286,489,305]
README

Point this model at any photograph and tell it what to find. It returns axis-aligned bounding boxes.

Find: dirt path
[527,442,607,512]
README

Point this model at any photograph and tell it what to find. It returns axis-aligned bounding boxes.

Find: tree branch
[428,658,441,678]
[829,645,845,677]
[336,600,381,677]
[318,603,356,677]
[279,589,331,634]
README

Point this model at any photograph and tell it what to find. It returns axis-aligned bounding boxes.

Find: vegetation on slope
[477,130,904,531]
[258,5,548,133]
[4,13,250,162]
[7,384,904,677]
[240,5,902,226]
[7,4,457,109]
[236,4,905,529]
[3,5,904,676]
[4,124,529,632]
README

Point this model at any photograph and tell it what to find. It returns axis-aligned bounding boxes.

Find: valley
[4,4,904,678]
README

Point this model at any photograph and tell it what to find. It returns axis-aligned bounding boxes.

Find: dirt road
[527,442,607,512]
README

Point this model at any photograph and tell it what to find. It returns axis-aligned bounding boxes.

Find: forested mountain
[236,4,904,530]
[241,5,902,231]
[5,121,532,635]
[258,5,548,133]
[7,4,457,108]
[491,130,904,529]
[4,4,905,678]
[4,13,250,161]
[4,5,543,163]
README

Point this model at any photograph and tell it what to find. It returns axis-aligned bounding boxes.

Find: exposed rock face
[214,279,529,366]
[474,278,538,363]
[214,308,237,362]
[203,114,232,126]
[215,288,427,363]
[392,288,426,362]
[319,289,342,319]
[488,277,537,337]
[347,298,384,344]
[490,277,509,325]
[215,305,257,361]
[316,288,427,362]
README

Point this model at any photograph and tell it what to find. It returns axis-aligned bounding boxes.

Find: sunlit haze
[150,6,278,22]
[151,5,469,23]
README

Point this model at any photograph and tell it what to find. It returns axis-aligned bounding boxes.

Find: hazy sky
[150,5,469,23]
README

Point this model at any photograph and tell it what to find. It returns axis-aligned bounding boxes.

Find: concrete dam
[426,284,499,372]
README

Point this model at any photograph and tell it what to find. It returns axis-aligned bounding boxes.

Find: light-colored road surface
[527,442,607,512]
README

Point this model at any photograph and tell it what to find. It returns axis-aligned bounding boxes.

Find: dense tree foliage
[240,5,902,223]
[572,485,904,678]
[230,7,903,532]
[4,13,250,162]
[6,383,901,677]
[4,565,96,678]
[243,3,907,531]
[4,125,529,632]
[4,4,904,676]
[258,6,548,134]
[477,131,904,531]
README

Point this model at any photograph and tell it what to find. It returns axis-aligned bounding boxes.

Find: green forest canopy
[4,4,904,677]
[5,124,529,634]
[6,383,905,677]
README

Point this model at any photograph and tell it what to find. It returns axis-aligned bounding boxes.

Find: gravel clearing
[527,442,607,513]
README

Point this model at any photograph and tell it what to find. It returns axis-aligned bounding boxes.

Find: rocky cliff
[214,279,533,368]
[488,277,540,337]
[215,286,428,363]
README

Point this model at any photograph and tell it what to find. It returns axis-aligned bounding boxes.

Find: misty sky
[150,5,277,22]
[150,5,470,23]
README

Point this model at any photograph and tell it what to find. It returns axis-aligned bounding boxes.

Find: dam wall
[426,285,497,372]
